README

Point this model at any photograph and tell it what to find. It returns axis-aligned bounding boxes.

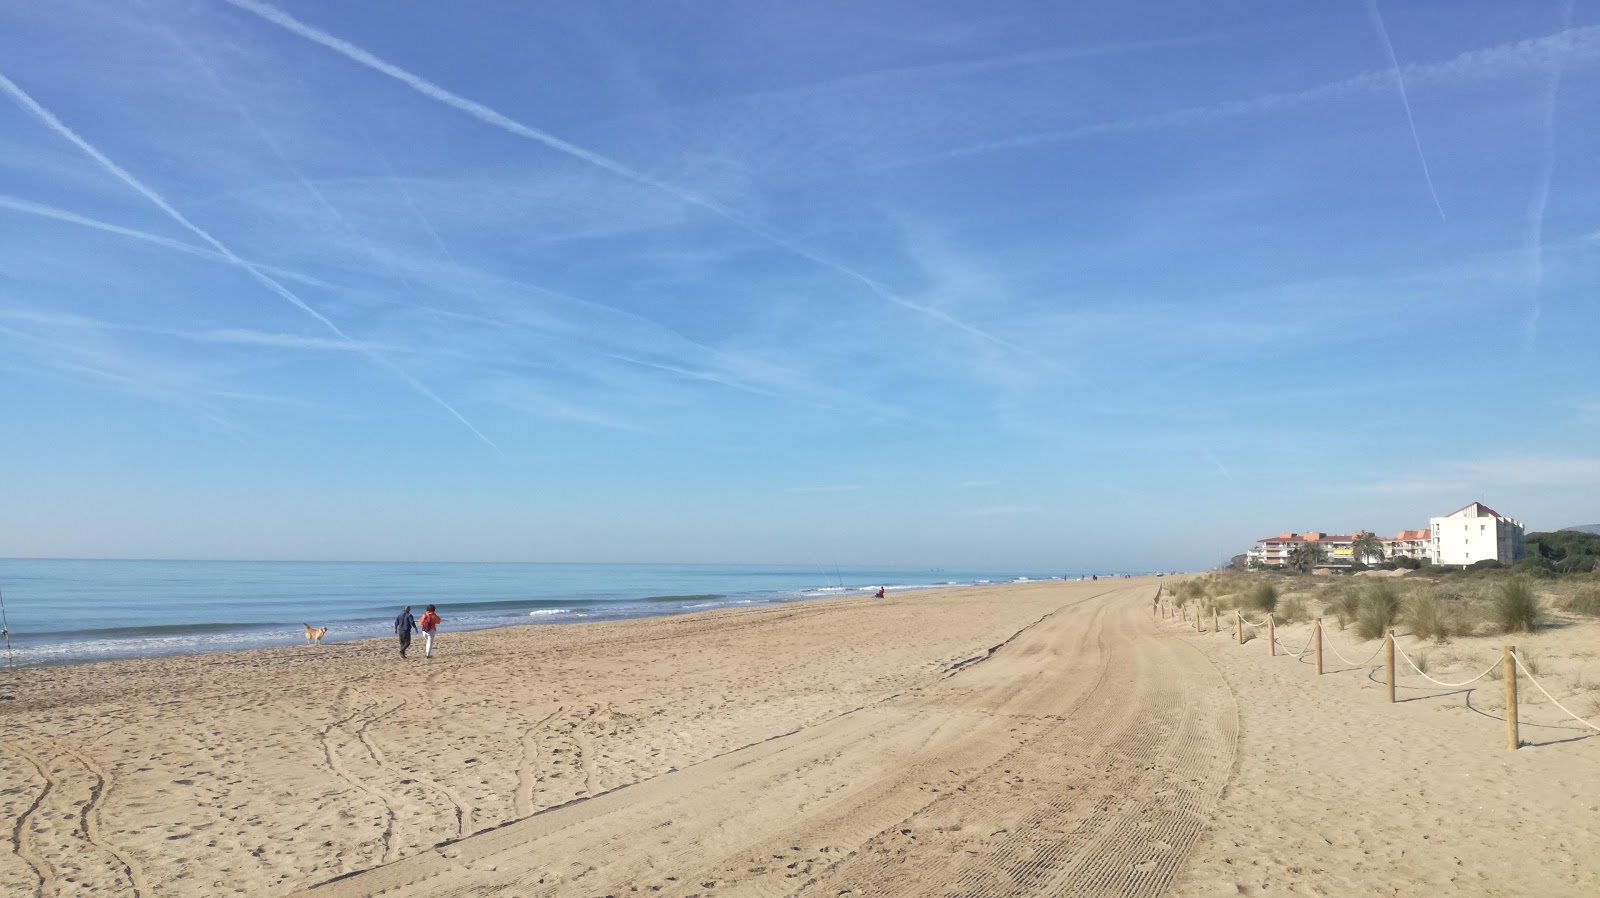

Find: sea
[0,560,1112,667]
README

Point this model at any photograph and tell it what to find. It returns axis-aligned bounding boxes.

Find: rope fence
[1514,650,1600,734]
[1158,595,1600,750]
[1393,643,1501,689]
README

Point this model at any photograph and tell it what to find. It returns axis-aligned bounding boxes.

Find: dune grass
[1568,586,1600,617]
[1404,588,1452,644]
[1326,587,1363,631]
[1277,593,1309,624]
[1246,581,1279,615]
[1355,581,1402,641]
[1493,578,1545,634]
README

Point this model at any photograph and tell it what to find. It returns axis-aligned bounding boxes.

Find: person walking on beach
[418,604,442,659]
[395,605,418,658]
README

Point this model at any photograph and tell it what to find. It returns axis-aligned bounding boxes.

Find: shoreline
[0,568,1144,669]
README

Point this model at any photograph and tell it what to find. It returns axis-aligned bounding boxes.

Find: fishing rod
[0,585,12,669]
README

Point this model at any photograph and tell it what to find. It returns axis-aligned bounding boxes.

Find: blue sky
[1,0,1597,569]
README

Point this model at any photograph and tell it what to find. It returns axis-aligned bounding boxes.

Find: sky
[1,0,1597,570]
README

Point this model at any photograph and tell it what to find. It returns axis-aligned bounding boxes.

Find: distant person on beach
[395,605,418,658]
[419,605,442,659]
[875,586,885,599]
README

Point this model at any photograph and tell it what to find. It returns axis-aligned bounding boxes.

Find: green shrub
[1493,578,1544,633]
[1512,556,1558,579]
[1405,588,1451,643]
[1355,581,1402,641]
[1246,581,1279,614]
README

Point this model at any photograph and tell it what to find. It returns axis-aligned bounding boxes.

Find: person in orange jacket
[418,604,443,659]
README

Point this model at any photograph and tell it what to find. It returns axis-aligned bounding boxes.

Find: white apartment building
[1429,502,1525,566]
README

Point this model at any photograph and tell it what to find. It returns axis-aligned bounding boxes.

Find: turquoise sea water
[0,560,1114,666]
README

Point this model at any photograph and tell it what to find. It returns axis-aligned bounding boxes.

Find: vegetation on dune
[1277,592,1309,624]
[1327,586,1363,632]
[1403,587,1453,643]
[1246,581,1279,614]
[1355,581,1402,641]
[1492,577,1545,634]
[1568,585,1600,617]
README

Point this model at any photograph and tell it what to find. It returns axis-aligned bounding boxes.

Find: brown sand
[2,579,1595,897]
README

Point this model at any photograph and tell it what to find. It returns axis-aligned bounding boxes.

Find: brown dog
[303,623,328,645]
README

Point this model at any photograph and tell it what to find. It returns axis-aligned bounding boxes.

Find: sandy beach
[3,577,1597,897]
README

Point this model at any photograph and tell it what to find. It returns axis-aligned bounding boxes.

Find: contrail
[913,24,1599,166]
[0,71,501,452]
[1202,448,1234,482]
[0,193,330,287]
[1366,0,1447,221]
[152,19,437,300]
[218,0,1051,368]
[1526,0,1576,348]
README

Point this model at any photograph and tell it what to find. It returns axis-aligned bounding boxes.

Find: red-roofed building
[1246,531,1360,569]
[1383,529,1432,561]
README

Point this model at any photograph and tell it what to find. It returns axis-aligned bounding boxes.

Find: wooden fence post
[1267,615,1276,656]
[1505,645,1519,751]
[1236,611,1243,645]
[1212,606,1218,635]
[1195,604,1202,632]
[1385,630,1396,704]
[1313,618,1323,675]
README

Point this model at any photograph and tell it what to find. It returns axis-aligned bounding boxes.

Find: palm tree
[1350,532,1385,567]
[1287,541,1326,574]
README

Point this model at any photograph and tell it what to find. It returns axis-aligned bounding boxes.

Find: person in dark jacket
[394,606,418,658]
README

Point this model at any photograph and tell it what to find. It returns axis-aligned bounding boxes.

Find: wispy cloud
[1202,449,1234,481]
[1360,456,1600,495]
[959,479,998,488]
[962,505,1035,517]
[786,484,863,493]
[1365,0,1446,221]
[0,308,403,355]
[0,69,500,452]
[913,25,1600,163]
[219,0,1044,364]
[0,192,331,288]
[481,379,653,433]
[1524,0,1576,349]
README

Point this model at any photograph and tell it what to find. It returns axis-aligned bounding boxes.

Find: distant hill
[1562,524,1600,535]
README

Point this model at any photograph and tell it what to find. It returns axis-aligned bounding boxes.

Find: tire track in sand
[513,706,564,818]
[5,745,53,898]
[8,739,148,898]
[289,585,1234,898]
[58,742,147,897]
[314,697,399,866]
[351,701,473,838]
